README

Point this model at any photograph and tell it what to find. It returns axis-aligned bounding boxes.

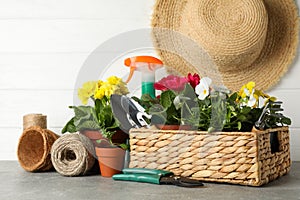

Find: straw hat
[152,0,299,91]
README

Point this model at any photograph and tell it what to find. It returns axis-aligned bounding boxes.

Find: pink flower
[154,75,188,92]
[187,73,200,88]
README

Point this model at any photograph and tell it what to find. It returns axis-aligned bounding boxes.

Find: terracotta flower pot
[156,124,191,130]
[80,130,110,148]
[95,147,125,177]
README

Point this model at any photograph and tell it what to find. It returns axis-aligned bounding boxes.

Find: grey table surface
[0,161,299,200]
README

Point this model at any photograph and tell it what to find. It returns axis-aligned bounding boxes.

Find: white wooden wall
[0,0,299,161]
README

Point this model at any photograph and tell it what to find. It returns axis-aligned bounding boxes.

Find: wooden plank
[0,51,160,90]
[0,0,154,19]
[0,53,298,91]
[0,51,298,90]
[0,19,150,53]
[0,90,75,128]
[0,53,86,90]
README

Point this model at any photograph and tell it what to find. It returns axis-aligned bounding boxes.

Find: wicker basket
[129,126,290,186]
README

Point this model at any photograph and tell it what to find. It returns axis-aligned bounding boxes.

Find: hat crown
[180,0,268,71]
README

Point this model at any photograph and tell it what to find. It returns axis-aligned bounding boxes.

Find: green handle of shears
[122,168,173,176]
[112,174,161,185]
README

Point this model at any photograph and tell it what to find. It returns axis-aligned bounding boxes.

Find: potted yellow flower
[62,76,129,177]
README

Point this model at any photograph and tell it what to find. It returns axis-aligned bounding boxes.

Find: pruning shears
[113,168,204,188]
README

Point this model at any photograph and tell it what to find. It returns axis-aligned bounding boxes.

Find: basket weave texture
[129,127,290,186]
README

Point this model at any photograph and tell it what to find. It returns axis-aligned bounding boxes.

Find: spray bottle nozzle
[124,56,163,83]
[124,56,163,98]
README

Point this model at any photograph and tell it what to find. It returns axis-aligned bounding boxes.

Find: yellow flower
[98,80,104,88]
[103,83,115,97]
[94,87,105,99]
[238,85,246,98]
[107,76,121,85]
[78,81,97,105]
[239,82,256,98]
[269,96,277,102]
[246,82,255,93]
[93,76,129,100]
[94,82,114,99]
[114,80,129,95]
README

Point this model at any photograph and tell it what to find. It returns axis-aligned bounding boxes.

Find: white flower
[173,95,181,110]
[247,92,256,107]
[244,87,251,96]
[241,89,256,107]
[195,77,212,100]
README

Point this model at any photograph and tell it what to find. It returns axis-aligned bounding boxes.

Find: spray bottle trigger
[126,67,136,83]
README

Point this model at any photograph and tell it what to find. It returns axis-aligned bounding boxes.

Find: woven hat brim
[152,0,299,91]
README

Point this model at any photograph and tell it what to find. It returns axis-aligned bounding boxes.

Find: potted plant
[95,129,128,177]
[62,76,130,175]
[132,73,291,132]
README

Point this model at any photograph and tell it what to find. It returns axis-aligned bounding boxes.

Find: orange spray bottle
[124,56,163,98]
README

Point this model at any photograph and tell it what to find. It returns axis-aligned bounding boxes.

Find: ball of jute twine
[17,126,59,172]
[51,133,95,177]
[23,114,47,130]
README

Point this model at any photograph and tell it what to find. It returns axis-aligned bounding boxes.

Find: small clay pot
[80,130,110,148]
[156,124,192,130]
[95,147,125,177]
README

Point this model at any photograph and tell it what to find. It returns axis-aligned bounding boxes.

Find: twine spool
[51,133,95,177]
[17,126,59,172]
[23,114,47,130]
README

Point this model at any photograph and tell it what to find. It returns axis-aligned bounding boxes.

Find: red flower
[154,75,188,92]
[187,73,201,88]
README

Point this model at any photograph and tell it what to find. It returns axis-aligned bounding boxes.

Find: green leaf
[73,106,93,119]
[228,92,238,103]
[281,117,292,125]
[76,120,101,131]
[237,115,247,121]
[106,122,119,130]
[160,90,176,108]
[119,143,129,150]
[182,84,196,99]
[141,94,154,102]
[241,107,251,114]
[237,121,242,130]
[132,96,142,104]
[61,117,77,133]
[94,99,103,118]
[208,127,215,133]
